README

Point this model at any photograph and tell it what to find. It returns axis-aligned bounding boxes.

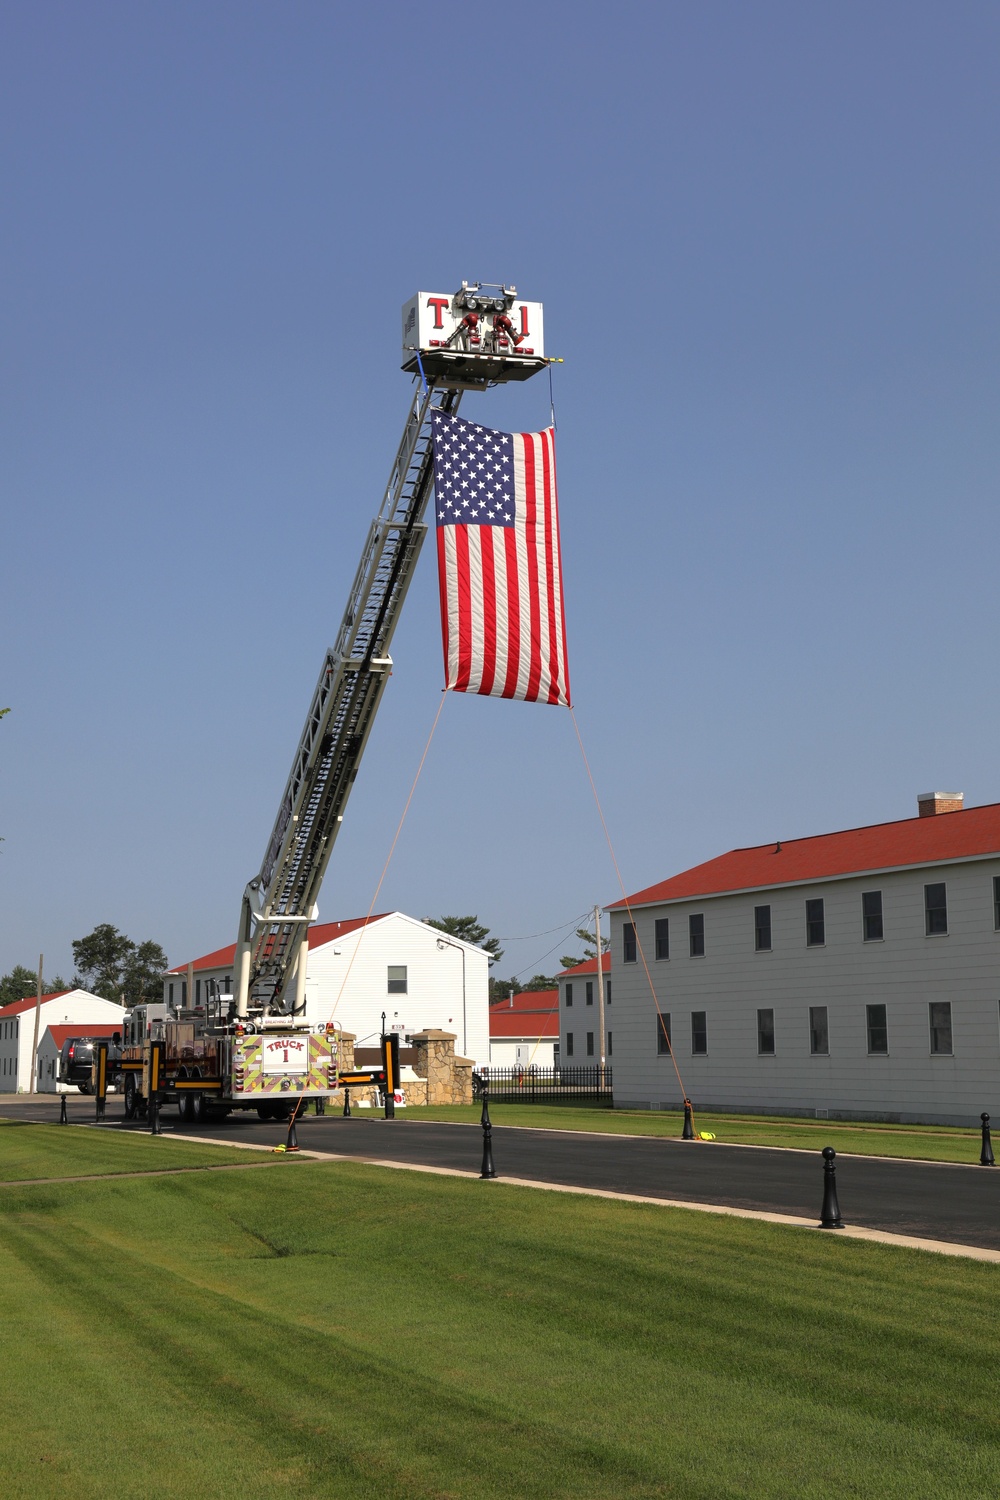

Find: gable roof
[489,989,559,1039]
[0,989,75,1019]
[44,1023,123,1048]
[557,955,612,979]
[168,915,393,974]
[611,801,1000,909]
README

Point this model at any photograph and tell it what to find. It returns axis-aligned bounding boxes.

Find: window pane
[606,980,612,1004]
[862,890,883,942]
[566,1032,574,1057]
[806,898,825,946]
[757,1008,775,1054]
[994,876,1000,931]
[656,1013,672,1054]
[929,1001,953,1055]
[623,922,637,963]
[586,981,593,1005]
[689,914,705,957]
[925,883,948,936]
[565,983,573,1007]
[691,1011,707,1054]
[586,1032,594,1056]
[655,918,670,960]
[387,965,407,994]
[607,1031,612,1056]
[810,1006,829,1055]
[754,905,772,952]
[866,1004,888,1054]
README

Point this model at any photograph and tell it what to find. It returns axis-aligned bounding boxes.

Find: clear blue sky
[3,2,998,985]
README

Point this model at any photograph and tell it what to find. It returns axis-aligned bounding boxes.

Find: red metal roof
[45,1023,122,1047]
[489,989,558,1039]
[557,955,612,979]
[168,915,392,974]
[611,802,1000,909]
[0,990,73,1019]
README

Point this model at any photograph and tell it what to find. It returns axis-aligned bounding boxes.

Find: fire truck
[106,286,548,1127]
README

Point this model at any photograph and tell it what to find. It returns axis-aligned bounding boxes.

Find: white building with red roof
[607,794,1000,1125]
[489,989,559,1068]
[164,911,490,1065]
[556,956,613,1067]
[0,989,125,1093]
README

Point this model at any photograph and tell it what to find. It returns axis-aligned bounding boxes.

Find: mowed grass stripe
[1,1160,999,1497]
[0,1119,257,1180]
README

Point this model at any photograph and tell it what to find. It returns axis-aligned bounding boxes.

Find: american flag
[432,411,571,706]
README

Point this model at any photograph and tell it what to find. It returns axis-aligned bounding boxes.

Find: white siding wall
[558,977,612,1066]
[488,1038,558,1067]
[609,859,1000,1125]
[183,915,491,1066]
[0,993,125,1093]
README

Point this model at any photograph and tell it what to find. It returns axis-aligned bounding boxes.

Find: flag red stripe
[550,434,571,707]
[541,431,560,704]
[522,433,543,703]
[454,523,473,693]
[501,526,521,699]
[478,526,498,697]
[436,525,452,687]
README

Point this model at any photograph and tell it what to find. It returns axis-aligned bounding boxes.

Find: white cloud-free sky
[2,1,998,983]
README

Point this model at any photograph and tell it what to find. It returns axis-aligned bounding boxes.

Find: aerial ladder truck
[112,285,548,1125]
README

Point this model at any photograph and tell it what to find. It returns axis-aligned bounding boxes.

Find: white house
[607,793,1000,1126]
[557,956,613,1065]
[489,989,559,1068]
[0,989,125,1093]
[165,912,491,1065]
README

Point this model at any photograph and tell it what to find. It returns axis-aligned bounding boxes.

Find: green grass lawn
[400,1103,991,1164]
[0,1118,262,1180]
[1,1135,999,1497]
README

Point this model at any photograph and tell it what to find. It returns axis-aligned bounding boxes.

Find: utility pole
[594,906,605,1087]
[29,953,43,1094]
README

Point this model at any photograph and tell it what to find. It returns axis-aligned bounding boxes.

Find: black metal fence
[478,1065,613,1105]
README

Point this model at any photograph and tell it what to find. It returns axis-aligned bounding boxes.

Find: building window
[754,905,771,952]
[929,1001,953,1055]
[810,1006,829,1055]
[181,981,187,1006]
[994,876,1000,931]
[606,979,611,1004]
[586,981,594,1006]
[655,918,669,960]
[586,1032,594,1057]
[806,899,825,946]
[757,1009,775,1055]
[565,983,573,1007]
[656,1013,672,1054]
[168,982,174,1005]
[623,923,637,963]
[195,979,202,1004]
[566,1032,574,1057]
[689,914,705,957]
[866,1004,888,1054]
[607,1031,612,1056]
[925,883,948,936]
[691,1011,707,1054]
[224,975,232,992]
[862,890,883,942]
[387,965,408,994]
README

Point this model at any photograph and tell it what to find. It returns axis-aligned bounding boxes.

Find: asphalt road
[8,1095,1000,1250]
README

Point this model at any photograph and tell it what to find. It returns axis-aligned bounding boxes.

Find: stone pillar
[409,1029,474,1106]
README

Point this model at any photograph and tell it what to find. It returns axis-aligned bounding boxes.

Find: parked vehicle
[59,1035,121,1093]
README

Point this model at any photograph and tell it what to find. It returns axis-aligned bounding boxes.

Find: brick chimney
[917,792,964,818]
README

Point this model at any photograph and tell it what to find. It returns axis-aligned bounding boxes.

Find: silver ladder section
[234,382,462,1016]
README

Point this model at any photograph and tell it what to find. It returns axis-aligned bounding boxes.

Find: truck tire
[189,1093,205,1125]
[124,1075,138,1120]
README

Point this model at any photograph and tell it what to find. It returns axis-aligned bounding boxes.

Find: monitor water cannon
[402,283,547,390]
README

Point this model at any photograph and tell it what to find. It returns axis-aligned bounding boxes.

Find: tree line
[0,924,168,1008]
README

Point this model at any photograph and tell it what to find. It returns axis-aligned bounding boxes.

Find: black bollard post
[818,1146,844,1228]
[286,1106,301,1153]
[480,1084,497,1180]
[682,1098,694,1140]
[59,1092,68,1125]
[315,1097,325,1117]
[981,1113,995,1167]
[149,1092,161,1135]
[342,1086,351,1118]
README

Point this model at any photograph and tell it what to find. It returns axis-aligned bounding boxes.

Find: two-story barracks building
[607,794,1000,1126]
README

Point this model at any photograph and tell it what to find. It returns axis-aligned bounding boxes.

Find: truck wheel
[178,1094,193,1123]
[256,1104,275,1121]
[124,1076,138,1120]
[189,1093,205,1124]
